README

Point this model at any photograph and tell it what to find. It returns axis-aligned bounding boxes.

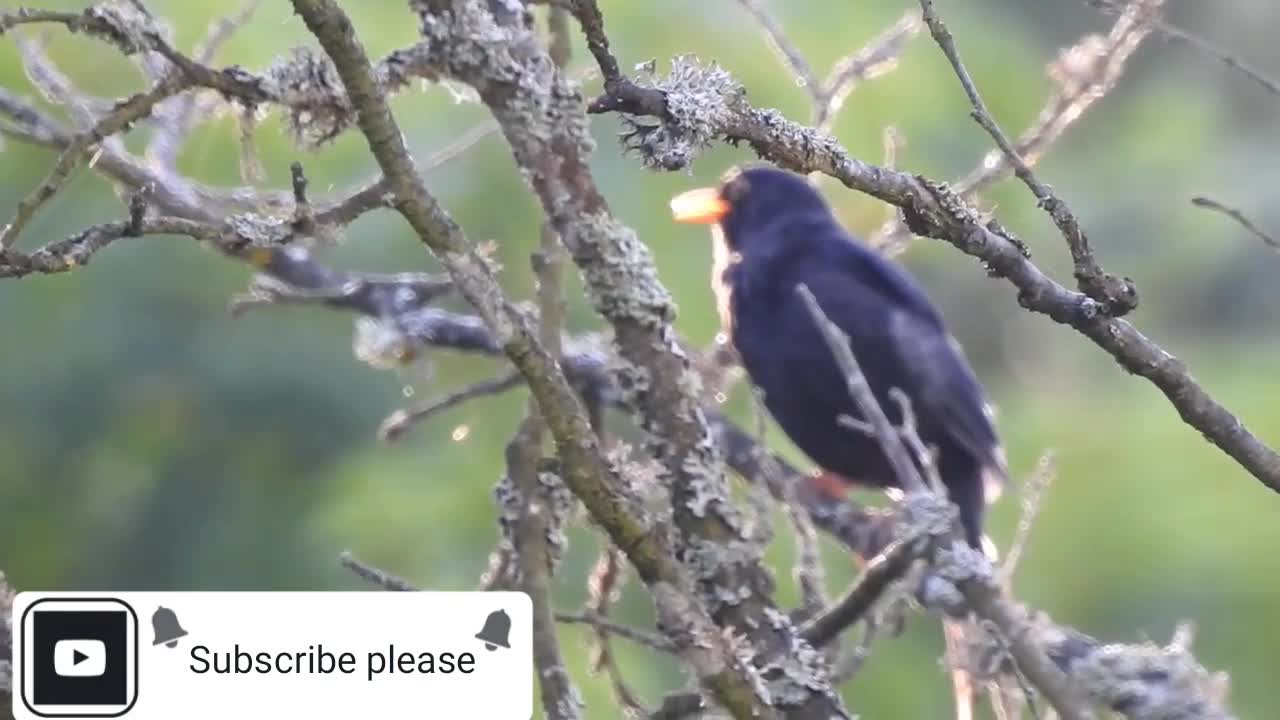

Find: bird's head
[669,165,832,253]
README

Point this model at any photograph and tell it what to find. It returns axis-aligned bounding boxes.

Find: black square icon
[33,611,126,704]
[20,598,139,718]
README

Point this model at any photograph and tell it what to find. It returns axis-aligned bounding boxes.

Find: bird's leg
[806,469,876,572]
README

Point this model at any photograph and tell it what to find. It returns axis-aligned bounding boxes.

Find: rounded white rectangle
[11,592,533,720]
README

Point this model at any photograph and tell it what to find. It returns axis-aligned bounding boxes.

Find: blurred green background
[3,1,1278,716]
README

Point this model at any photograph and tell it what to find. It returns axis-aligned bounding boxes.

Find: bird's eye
[721,174,750,203]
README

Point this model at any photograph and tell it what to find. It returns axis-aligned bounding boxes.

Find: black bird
[671,166,1006,548]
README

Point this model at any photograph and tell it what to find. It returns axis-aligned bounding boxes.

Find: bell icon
[152,606,189,648]
[474,609,511,651]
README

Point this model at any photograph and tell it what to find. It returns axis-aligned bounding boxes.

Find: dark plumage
[672,166,1006,548]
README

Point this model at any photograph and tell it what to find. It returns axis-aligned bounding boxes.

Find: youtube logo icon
[53,639,107,677]
[18,597,139,717]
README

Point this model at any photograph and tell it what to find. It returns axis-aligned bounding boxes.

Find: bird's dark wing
[785,240,1007,500]
[888,309,1008,499]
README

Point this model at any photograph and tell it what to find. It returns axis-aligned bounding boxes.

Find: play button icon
[54,639,107,677]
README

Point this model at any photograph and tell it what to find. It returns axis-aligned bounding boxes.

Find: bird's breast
[710,225,741,336]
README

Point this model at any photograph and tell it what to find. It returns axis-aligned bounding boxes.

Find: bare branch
[918,0,1140,316]
[782,479,827,620]
[1191,196,1280,252]
[0,73,184,249]
[1001,452,1056,582]
[581,545,648,716]
[817,13,921,130]
[339,551,416,591]
[800,535,922,648]
[731,2,920,133]
[581,53,1280,498]
[290,2,775,716]
[505,440,584,720]
[380,372,523,443]
[505,18,583,710]
[419,2,846,715]
[955,3,1156,198]
[1083,0,1280,98]
[554,612,675,654]
[14,31,106,126]
[148,0,264,169]
[733,0,821,102]
[1,4,442,146]
[797,284,925,493]
[876,3,1154,253]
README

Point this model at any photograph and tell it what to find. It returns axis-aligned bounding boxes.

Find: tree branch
[918,0,1140,316]
[288,1,773,716]
[555,611,675,654]
[414,2,846,715]
[0,73,184,250]
[1191,196,1280,253]
[577,33,1280,497]
[800,535,921,648]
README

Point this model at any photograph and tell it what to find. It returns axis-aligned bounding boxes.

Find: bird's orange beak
[670,187,730,224]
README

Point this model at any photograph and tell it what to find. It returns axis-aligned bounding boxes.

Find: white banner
[10,591,532,719]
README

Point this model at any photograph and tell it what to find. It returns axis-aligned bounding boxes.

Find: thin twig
[1001,452,1056,583]
[731,2,919,132]
[743,389,776,546]
[554,612,676,654]
[733,0,821,102]
[878,3,1156,254]
[800,535,921,647]
[1082,0,1280,98]
[148,0,264,169]
[797,284,925,493]
[817,13,921,130]
[379,372,524,442]
[918,0,1137,316]
[340,551,417,591]
[947,548,1092,720]
[1191,196,1280,252]
[506,428,584,720]
[829,619,882,684]
[784,487,827,620]
[1,74,183,249]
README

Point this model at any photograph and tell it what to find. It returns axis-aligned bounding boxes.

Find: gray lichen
[1072,637,1234,720]
[933,537,997,589]
[537,464,579,570]
[258,44,439,148]
[624,55,746,171]
[758,608,837,708]
[84,0,169,56]
[411,0,593,161]
[495,475,525,569]
[608,360,653,411]
[897,491,958,540]
[263,47,354,147]
[681,536,766,612]
[573,213,676,329]
[492,463,578,583]
[227,212,292,247]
